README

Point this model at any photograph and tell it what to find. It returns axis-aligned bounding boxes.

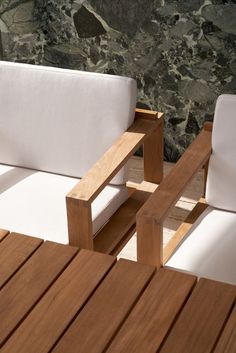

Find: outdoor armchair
[137,94,236,284]
[0,60,163,255]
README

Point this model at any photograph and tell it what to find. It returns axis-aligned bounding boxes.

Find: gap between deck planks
[118,156,204,261]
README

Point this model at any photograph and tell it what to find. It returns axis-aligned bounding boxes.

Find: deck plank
[0,241,78,347]
[106,268,196,353]
[159,278,236,353]
[52,259,155,353]
[0,229,9,242]
[213,304,236,353]
[1,250,115,353]
[0,233,43,289]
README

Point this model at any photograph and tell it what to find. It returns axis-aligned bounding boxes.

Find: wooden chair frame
[136,123,212,267]
[66,108,164,255]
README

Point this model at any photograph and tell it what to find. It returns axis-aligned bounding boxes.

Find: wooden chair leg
[66,198,93,249]
[137,214,163,268]
[143,117,164,184]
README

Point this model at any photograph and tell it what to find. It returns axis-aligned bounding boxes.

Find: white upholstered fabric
[0,61,137,185]
[206,94,236,211]
[166,206,236,284]
[0,164,129,243]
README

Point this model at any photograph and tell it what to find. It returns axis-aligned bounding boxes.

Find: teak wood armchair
[0,60,164,256]
[67,108,164,254]
[137,94,236,285]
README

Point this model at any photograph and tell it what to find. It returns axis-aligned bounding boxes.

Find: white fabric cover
[166,206,236,284]
[0,164,129,243]
[206,94,236,211]
[0,61,137,185]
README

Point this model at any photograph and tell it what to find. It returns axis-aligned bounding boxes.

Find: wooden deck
[119,156,204,261]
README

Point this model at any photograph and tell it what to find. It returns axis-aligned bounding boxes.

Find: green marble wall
[0,0,236,161]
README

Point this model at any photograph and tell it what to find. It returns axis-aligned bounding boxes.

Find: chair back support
[0,61,137,184]
[206,94,236,211]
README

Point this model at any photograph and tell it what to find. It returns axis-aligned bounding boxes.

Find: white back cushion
[0,61,137,184]
[206,94,236,211]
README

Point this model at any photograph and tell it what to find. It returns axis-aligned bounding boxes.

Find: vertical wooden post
[143,117,164,184]
[203,121,212,197]
[66,197,93,249]
[137,213,163,268]
[203,160,209,197]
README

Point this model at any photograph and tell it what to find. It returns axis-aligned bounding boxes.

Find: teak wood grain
[144,117,164,184]
[0,241,78,347]
[138,128,211,224]
[52,259,155,353]
[66,108,163,250]
[67,197,93,248]
[67,117,161,203]
[160,278,236,353]
[137,127,212,266]
[0,229,9,242]
[0,233,43,289]
[1,233,236,353]
[163,198,208,263]
[106,268,196,353]
[1,250,115,353]
[214,304,236,353]
[135,108,163,121]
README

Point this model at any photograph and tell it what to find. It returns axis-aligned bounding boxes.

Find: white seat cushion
[0,164,129,243]
[166,206,236,285]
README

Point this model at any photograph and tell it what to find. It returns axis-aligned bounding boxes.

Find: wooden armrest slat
[135,108,163,121]
[67,117,162,203]
[138,128,212,224]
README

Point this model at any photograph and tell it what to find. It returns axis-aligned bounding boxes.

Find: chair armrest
[138,126,212,223]
[66,108,163,248]
[137,126,212,266]
[67,109,163,204]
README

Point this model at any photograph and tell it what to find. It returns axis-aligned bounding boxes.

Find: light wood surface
[0,241,78,346]
[119,157,205,262]
[143,117,164,184]
[67,198,93,248]
[52,259,155,353]
[214,304,236,353]
[163,198,208,263]
[0,233,43,289]
[2,233,236,353]
[137,128,212,266]
[135,108,163,120]
[106,268,196,353]
[67,116,162,203]
[66,108,164,253]
[1,249,115,353]
[0,229,9,242]
[137,128,211,224]
[160,278,236,353]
